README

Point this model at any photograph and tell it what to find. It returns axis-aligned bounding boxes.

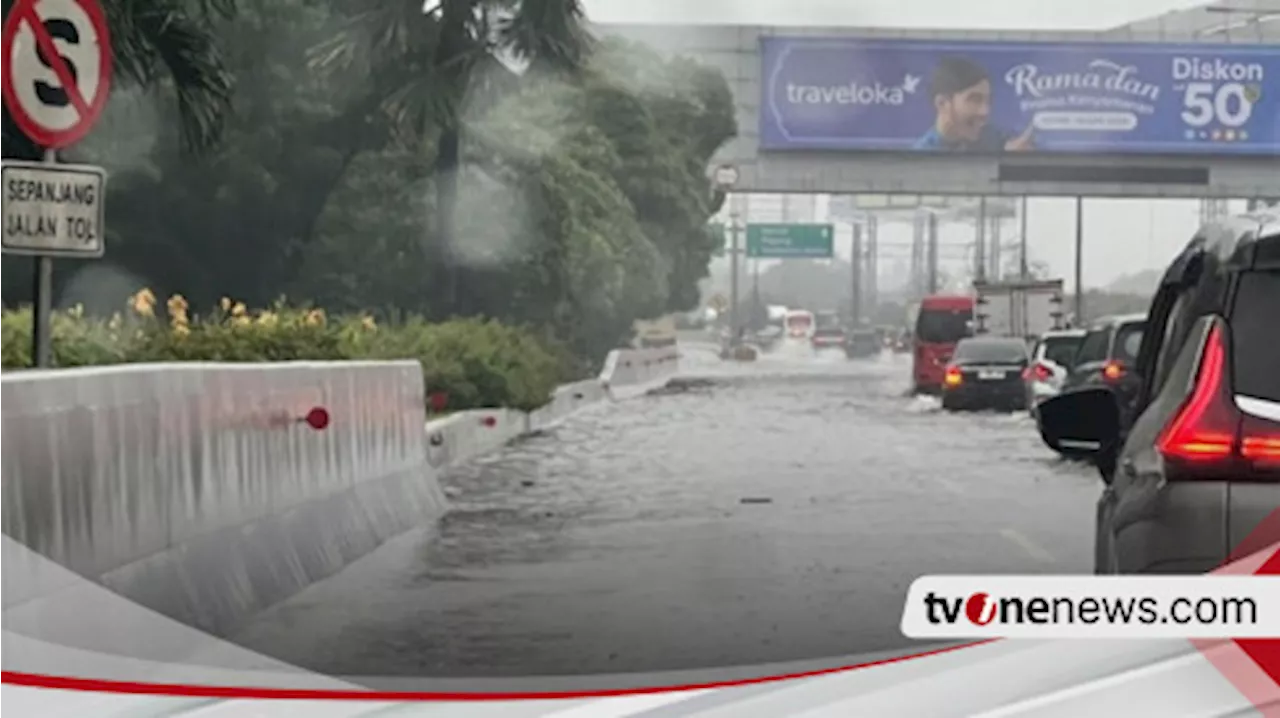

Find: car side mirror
[1037,387,1122,479]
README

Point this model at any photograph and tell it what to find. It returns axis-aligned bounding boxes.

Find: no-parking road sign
[2,0,112,149]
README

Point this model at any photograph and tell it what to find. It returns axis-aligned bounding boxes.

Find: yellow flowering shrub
[1,290,569,411]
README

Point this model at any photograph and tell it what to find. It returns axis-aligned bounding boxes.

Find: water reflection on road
[234,344,1099,677]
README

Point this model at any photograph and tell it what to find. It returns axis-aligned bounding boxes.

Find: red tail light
[1102,361,1125,381]
[1156,324,1280,470]
[1023,363,1053,382]
[943,365,963,387]
[1241,413,1280,462]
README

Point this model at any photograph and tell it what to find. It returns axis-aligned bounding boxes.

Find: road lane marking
[1000,528,1055,563]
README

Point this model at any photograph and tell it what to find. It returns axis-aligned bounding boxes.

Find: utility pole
[974,196,988,283]
[851,222,863,327]
[866,215,878,321]
[910,209,925,299]
[927,211,939,294]
[989,210,1003,280]
[1019,196,1029,279]
[751,257,761,327]
[1074,197,1085,323]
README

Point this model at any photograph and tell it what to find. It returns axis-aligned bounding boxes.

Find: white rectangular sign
[901,575,1280,639]
[2,161,107,258]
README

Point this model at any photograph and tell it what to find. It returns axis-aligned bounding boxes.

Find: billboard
[760,38,1280,156]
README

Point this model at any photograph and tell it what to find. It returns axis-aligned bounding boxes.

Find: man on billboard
[914,56,1034,153]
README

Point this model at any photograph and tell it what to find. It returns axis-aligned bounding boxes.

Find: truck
[815,310,842,330]
[972,278,1067,340]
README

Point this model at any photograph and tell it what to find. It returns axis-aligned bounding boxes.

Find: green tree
[582,38,735,312]
[1,0,738,374]
[13,0,403,312]
[313,0,594,313]
[463,38,736,359]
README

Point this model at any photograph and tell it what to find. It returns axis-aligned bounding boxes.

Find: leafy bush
[1,291,569,412]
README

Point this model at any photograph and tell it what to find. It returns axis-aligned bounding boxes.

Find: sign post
[2,0,113,367]
[709,168,738,344]
[728,216,742,340]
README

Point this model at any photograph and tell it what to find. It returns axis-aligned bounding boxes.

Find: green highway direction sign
[746,223,834,258]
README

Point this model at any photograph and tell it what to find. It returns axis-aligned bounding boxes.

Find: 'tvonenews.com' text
[900,576,1280,639]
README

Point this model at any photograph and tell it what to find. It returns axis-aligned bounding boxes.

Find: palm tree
[1,0,235,160]
[311,0,593,311]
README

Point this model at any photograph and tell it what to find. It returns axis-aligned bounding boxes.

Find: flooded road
[233,344,1099,678]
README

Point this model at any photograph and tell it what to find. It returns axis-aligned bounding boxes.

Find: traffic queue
[1037,208,1278,575]
[915,206,1278,577]
[715,305,910,361]
[911,291,1144,418]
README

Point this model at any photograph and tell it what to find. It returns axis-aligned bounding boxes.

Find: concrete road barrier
[423,347,678,467]
[2,346,680,642]
[599,345,680,399]
[2,361,443,637]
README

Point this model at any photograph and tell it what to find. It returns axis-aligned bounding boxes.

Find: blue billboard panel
[760,38,1280,156]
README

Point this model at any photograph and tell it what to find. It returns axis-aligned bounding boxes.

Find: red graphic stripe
[16,0,92,118]
[1195,512,1280,716]
[1,640,993,701]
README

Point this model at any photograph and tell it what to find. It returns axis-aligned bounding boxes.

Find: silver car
[1024,329,1086,417]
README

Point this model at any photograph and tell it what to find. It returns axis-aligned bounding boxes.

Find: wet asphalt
[231,341,1101,678]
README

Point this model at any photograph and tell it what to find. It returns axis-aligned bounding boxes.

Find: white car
[1023,329,1086,416]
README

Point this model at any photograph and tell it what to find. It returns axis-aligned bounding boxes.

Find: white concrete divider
[2,347,681,648]
[599,344,680,399]
[424,408,529,468]
[422,345,679,470]
[1,361,444,639]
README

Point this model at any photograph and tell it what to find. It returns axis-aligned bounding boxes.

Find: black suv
[1039,209,1280,574]
[1059,313,1147,410]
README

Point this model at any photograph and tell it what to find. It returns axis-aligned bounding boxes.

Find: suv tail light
[1156,324,1280,471]
[1241,412,1280,462]
[1102,361,1126,382]
[944,365,963,387]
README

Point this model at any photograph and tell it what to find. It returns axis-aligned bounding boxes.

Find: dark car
[1059,313,1147,409]
[811,326,847,351]
[1039,209,1280,574]
[940,336,1030,411]
[844,329,881,359]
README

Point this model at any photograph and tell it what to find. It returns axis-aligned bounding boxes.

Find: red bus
[912,295,975,394]
[784,309,815,340]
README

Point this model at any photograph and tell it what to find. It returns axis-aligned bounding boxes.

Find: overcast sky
[582,0,1267,290]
